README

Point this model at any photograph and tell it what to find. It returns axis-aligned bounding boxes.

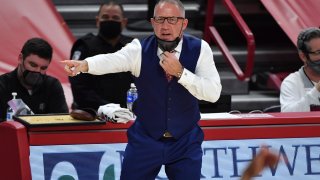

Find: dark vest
[135,35,201,139]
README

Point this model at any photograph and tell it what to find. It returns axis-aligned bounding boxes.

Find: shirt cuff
[178,68,194,85]
[84,58,93,73]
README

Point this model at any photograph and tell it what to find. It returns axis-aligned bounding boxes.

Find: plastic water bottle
[7,92,17,121]
[127,83,138,112]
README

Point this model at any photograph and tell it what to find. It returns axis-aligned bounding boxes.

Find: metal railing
[204,0,255,81]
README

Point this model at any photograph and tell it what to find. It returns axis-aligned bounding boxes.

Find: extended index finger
[60,60,75,67]
[61,60,78,76]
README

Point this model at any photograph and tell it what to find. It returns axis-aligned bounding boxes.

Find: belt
[163,131,173,138]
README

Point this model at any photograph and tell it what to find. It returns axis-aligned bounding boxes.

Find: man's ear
[150,18,155,28]
[18,53,23,64]
[182,18,188,31]
[298,51,308,64]
[121,18,128,30]
[95,16,100,28]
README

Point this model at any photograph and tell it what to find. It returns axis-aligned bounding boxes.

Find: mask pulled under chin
[307,59,320,74]
[99,21,122,39]
[22,70,44,87]
[156,36,180,52]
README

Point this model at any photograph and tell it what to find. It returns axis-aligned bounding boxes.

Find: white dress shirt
[280,69,320,112]
[85,37,222,103]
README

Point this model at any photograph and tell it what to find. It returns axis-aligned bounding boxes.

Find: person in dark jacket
[69,1,134,110]
[0,37,68,121]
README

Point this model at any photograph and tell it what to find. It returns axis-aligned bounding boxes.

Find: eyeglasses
[153,16,184,25]
[308,50,320,55]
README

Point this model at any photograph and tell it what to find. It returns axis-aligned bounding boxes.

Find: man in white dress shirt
[281,27,320,112]
[62,0,221,179]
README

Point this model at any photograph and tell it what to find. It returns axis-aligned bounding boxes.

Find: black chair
[199,94,231,113]
[263,105,281,113]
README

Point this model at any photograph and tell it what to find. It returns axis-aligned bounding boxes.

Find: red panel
[25,112,320,145]
[2,112,320,179]
[0,0,75,83]
[203,125,320,140]
[29,130,128,145]
[30,121,320,145]
[260,0,320,45]
[0,121,31,180]
[0,0,76,107]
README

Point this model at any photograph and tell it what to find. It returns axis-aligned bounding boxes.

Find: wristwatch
[176,67,184,79]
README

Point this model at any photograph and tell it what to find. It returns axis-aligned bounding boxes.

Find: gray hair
[154,0,185,17]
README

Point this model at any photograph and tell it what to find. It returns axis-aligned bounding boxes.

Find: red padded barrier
[0,0,76,107]
[261,0,320,46]
[0,0,75,83]
[0,121,31,180]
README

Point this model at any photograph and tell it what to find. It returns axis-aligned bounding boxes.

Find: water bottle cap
[12,92,17,99]
[130,83,135,88]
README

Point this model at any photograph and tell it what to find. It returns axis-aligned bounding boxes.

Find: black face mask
[99,21,122,39]
[306,58,320,74]
[156,36,180,52]
[22,70,45,87]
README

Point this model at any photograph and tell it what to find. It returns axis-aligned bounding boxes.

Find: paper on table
[200,112,242,120]
[237,113,274,118]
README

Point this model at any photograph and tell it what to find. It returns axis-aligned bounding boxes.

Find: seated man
[69,1,134,110]
[280,27,320,112]
[0,37,68,121]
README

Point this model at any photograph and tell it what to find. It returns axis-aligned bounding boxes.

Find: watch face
[177,72,182,79]
[177,67,184,79]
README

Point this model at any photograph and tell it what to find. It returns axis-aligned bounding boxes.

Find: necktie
[161,50,176,82]
[165,71,173,82]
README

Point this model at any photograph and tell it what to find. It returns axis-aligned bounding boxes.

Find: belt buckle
[163,131,173,138]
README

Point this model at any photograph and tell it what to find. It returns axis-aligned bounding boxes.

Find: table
[1,112,320,179]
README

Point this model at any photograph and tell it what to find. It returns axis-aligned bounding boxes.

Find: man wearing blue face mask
[69,1,134,111]
[0,38,68,121]
[280,27,320,112]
